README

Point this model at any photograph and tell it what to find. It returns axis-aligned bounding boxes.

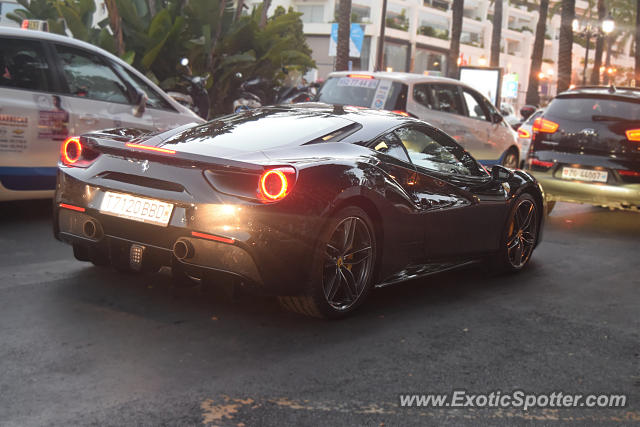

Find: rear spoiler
[80,123,266,174]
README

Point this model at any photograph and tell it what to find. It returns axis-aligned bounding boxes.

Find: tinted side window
[112,62,173,111]
[55,44,129,103]
[385,82,408,110]
[431,84,465,115]
[462,89,489,121]
[395,126,484,176]
[413,84,434,109]
[0,38,53,91]
[373,132,411,163]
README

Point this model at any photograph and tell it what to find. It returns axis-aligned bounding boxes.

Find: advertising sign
[459,66,502,106]
[329,24,365,58]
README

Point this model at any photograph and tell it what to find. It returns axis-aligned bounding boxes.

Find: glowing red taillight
[347,74,374,79]
[59,203,85,212]
[532,118,559,134]
[618,169,640,177]
[258,167,296,202]
[60,136,100,167]
[517,128,532,139]
[625,129,640,142]
[61,136,82,165]
[528,158,554,169]
[391,110,410,117]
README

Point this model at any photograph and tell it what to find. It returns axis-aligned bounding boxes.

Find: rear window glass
[317,77,407,110]
[547,97,640,121]
[163,110,354,153]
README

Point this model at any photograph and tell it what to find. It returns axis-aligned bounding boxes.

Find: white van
[0,27,204,201]
[317,71,521,169]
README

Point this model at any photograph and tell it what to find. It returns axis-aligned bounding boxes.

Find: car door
[0,36,61,194]
[393,125,508,259]
[458,86,501,162]
[49,42,155,135]
[482,97,519,164]
[108,61,201,131]
[408,83,473,149]
[369,132,425,265]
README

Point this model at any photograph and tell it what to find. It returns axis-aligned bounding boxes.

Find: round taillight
[61,136,82,164]
[259,167,295,201]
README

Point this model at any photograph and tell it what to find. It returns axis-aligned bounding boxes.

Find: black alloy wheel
[278,206,377,318]
[502,149,519,169]
[505,194,538,270]
[322,216,374,311]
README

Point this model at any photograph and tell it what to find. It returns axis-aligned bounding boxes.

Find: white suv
[0,27,204,201]
[317,71,520,169]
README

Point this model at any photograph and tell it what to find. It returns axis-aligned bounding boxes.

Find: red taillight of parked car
[625,129,640,142]
[532,118,559,134]
[618,169,640,177]
[517,128,532,139]
[528,158,554,170]
[258,167,296,202]
[60,136,99,167]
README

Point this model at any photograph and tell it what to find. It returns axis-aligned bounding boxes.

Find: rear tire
[73,244,90,262]
[546,201,556,215]
[278,206,377,319]
[501,148,519,169]
[490,193,540,273]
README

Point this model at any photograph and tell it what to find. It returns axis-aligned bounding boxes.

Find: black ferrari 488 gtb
[54,104,545,318]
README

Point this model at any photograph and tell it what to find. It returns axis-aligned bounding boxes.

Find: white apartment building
[2,0,634,108]
[250,0,636,108]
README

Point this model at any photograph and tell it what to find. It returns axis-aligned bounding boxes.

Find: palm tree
[490,0,503,67]
[448,0,464,77]
[526,0,550,105]
[589,0,606,84]
[557,0,576,92]
[636,0,640,86]
[335,0,352,71]
[105,0,125,57]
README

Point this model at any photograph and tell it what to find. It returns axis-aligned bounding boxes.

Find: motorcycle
[167,58,210,120]
[231,72,316,113]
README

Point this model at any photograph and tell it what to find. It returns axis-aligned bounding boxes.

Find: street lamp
[602,14,615,35]
[573,14,615,86]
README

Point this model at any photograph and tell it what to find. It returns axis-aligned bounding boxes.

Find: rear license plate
[561,167,608,183]
[99,191,173,226]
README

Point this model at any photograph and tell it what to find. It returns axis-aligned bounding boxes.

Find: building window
[461,30,483,48]
[383,42,409,72]
[298,5,324,23]
[415,49,446,76]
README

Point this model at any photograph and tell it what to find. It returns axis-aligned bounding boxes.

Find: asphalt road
[0,200,638,426]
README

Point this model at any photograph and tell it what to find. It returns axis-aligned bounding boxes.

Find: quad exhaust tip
[173,239,194,260]
[82,219,98,239]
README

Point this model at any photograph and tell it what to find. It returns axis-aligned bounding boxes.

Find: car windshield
[317,76,407,110]
[162,109,354,154]
[547,96,640,122]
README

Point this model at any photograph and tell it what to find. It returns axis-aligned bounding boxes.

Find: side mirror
[520,104,536,120]
[491,112,503,124]
[133,89,147,117]
[491,165,514,182]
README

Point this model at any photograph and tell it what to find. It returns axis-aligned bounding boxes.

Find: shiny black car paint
[54,104,544,295]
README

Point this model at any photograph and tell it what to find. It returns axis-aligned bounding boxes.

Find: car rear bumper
[54,172,319,294]
[530,171,640,210]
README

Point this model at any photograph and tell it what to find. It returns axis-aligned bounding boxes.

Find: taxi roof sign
[21,20,49,32]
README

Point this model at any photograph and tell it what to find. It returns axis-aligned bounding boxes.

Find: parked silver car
[0,27,204,201]
[317,71,521,168]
